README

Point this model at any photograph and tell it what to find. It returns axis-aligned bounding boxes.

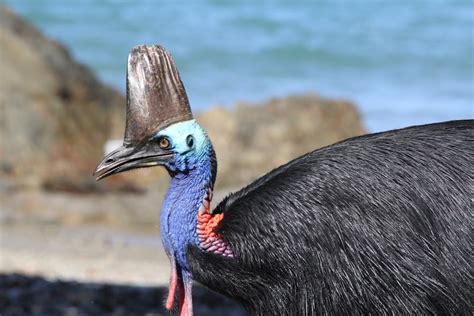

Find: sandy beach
[0,223,169,286]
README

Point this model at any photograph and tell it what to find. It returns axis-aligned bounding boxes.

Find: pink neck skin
[165,254,193,316]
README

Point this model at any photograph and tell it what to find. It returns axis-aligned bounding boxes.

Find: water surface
[4,1,473,131]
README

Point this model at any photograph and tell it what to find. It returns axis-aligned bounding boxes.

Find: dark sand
[0,273,246,316]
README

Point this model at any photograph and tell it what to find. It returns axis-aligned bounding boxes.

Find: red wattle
[196,193,234,257]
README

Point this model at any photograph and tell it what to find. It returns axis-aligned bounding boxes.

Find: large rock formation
[0,6,124,191]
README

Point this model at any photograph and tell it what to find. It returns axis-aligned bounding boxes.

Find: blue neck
[160,148,216,271]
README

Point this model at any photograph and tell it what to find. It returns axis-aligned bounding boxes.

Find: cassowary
[95,45,473,315]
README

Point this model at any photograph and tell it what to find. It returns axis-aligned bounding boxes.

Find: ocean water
[3,1,473,132]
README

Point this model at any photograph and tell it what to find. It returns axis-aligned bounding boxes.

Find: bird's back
[188,120,473,315]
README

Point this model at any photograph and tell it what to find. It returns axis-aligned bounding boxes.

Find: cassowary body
[189,120,473,315]
[95,45,473,315]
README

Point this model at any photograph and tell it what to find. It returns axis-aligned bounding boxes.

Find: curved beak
[94,142,173,181]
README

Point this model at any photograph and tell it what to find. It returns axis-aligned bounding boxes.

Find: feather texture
[188,120,473,315]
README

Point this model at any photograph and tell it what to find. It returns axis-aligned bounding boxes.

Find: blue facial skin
[157,119,216,272]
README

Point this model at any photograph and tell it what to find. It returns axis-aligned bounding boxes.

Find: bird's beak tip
[93,169,105,181]
[93,142,173,181]
[93,145,130,181]
[93,164,110,181]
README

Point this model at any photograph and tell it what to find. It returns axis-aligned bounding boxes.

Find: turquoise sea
[3,1,473,132]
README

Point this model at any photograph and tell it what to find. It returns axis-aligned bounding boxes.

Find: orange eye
[159,137,170,149]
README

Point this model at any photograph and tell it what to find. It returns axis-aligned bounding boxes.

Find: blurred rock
[197,93,365,187]
[0,6,125,191]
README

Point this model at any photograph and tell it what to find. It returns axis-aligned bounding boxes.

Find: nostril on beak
[105,158,114,164]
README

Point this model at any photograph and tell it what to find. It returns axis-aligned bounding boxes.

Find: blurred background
[0,1,472,315]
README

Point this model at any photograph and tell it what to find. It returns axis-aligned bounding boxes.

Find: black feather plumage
[188,120,473,315]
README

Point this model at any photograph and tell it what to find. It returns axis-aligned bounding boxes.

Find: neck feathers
[160,123,233,316]
[160,135,218,269]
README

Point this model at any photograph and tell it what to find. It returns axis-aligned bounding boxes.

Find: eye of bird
[186,135,194,148]
[159,137,171,149]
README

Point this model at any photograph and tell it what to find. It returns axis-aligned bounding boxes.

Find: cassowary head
[94,45,223,316]
[94,45,214,180]
[95,119,213,180]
